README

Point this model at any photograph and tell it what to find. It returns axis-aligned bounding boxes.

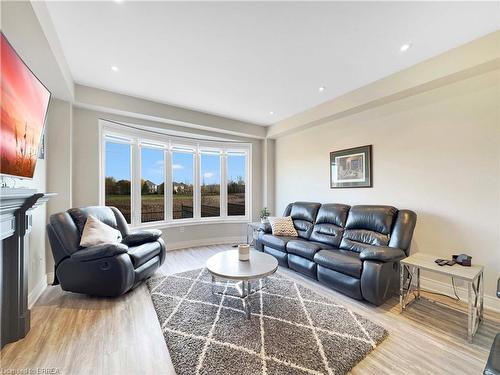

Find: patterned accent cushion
[268,216,298,237]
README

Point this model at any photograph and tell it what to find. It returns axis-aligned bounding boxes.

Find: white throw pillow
[79,215,123,247]
[268,216,298,237]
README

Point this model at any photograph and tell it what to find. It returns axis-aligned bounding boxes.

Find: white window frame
[171,147,195,222]
[225,150,249,218]
[139,142,167,224]
[100,133,134,223]
[99,120,252,229]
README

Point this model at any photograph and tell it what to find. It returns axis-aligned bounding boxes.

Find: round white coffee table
[206,249,278,319]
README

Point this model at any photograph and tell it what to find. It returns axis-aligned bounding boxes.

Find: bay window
[100,121,251,227]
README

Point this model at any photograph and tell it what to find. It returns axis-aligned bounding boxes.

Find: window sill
[130,217,251,230]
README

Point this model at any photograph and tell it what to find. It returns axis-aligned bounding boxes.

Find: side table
[400,252,484,343]
[246,221,261,246]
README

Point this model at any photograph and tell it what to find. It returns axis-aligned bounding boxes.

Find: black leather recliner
[256,202,417,306]
[47,206,166,297]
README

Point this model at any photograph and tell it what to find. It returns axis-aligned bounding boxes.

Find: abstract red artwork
[1,33,50,178]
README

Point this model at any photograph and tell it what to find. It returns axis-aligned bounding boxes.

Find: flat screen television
[1,32,51,179]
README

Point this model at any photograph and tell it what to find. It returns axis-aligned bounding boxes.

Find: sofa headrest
[345,205,397,234]
[315,204,350,227]
[290,202,321,223]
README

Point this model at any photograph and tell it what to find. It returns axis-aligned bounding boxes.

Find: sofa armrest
[359,245,406,262]
[72,243,129,262]
[122,229,162,246]
[259,222,272,234]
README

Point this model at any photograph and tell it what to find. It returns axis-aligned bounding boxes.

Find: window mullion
[247,148,251,221]
[220,153,227,218]
[194,146,201,219]
[132,141,141,226]
[165,149,173,222]
[100,136,105,205]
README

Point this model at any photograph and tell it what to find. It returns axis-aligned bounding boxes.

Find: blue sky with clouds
[106,143,245,185]
[172,152,193,184]
[105,143,131,181]
[142,148,164,184]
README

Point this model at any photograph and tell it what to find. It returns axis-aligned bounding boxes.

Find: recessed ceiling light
[111,65,119,72]
[318,86,326,92]
[400,43,412,52]
[269,111,275,115]
[114,0,123,3]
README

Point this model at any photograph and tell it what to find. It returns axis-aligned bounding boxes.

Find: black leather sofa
[47,206,166,297]
[256,202,417,305]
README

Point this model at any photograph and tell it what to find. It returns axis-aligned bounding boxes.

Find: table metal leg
[242,280,251,319]
[416,267,420,300]
[467,280,473,343]
[208,273,270,321]
[479,271,484,323]
[400,264,405,312]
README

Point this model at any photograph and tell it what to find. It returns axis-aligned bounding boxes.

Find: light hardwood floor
[1,244,499,374]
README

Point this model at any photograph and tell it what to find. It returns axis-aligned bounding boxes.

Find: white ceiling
[45,1,500,125]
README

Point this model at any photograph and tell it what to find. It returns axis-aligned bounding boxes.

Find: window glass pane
[172,152,194,219]
[105,142,131,223]
[200,153,220,217]
[227,154,246,216]
[141,147,165,223]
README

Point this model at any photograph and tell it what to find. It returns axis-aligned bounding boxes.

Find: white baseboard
[47,272,55,285]
[167,236,246,251]
[28,277,47,308]
[420,276,500,313]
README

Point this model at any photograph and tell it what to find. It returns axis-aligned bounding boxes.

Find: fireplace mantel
[0,188,56,349]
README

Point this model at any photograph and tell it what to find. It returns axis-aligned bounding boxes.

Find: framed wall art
[330,145,372,188]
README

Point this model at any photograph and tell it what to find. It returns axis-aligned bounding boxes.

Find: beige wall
[274,69,500,305]
[17,98,72,302]
[262,138,276,214]
[75,85,266,139]
[72,107,264,247]
[45,99,73,277]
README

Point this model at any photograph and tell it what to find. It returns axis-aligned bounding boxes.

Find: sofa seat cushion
[314,249,362,278]
[259,234,296,252]
[286,240,325,260]
[127,241,161,268]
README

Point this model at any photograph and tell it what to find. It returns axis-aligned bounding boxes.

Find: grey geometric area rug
[147,268,388,375]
